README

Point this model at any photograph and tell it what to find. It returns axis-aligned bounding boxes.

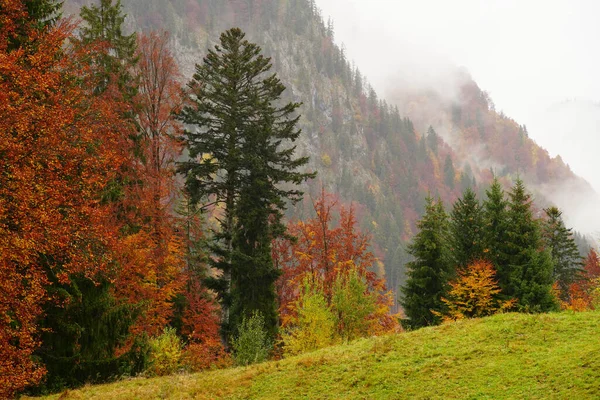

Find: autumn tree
[542,206,584,299]
[439,260,515,321]
[0,2,136,395]
[6,0,62,51]
[564,249,600,311]
[450,187,485,268]
[281,277,337,356]
[274,189,399,341]
[177,28,314,342]
[401,196,453,329]
[331,267,378,342]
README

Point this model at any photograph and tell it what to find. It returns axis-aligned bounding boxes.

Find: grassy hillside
[36,311,600,399]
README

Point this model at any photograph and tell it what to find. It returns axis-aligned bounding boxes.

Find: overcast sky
[315,0,600,192]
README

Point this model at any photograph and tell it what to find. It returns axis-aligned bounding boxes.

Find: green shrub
[332,268,376,342]
[148,327,183,376]
[282,279,336,356]
[231,311,271,366]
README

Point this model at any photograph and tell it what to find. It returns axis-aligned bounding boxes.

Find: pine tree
[504,179,557,311]
[426,126,438,155]
[401,196,453,329]
[178,28,314,343]
[482,177,509,290]
[450,187,485,268]
[77,0,137,98]
[542,206,584,299]
[443,155,455,189]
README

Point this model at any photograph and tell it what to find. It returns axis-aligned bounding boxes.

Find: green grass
[33,311,600,399]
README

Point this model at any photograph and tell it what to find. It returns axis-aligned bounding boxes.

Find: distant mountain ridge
[63,0,598,302]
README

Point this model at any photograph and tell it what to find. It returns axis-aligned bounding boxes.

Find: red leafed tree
[0,5,131,396]
[273,189,396,332]
[565,249,600,311]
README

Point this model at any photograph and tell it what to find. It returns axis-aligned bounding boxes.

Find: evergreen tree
[77,0,137,97]
[401,196,452,329]
[443,155,455,189]
[178,28,314,342]
[426,126,438,155]
[542,206,584,299]
[482,177,509,289]
[450,187,485,268]
[34,274,145,393]
[504,179,556,311]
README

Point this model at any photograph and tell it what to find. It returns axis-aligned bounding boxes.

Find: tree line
[401,178,599,329]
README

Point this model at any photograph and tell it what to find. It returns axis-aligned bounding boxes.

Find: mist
[315,0,600,235]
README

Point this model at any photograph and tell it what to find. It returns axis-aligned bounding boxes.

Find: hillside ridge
[38,310,600,399]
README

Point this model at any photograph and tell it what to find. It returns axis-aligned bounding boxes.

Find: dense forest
[2,1,600,398]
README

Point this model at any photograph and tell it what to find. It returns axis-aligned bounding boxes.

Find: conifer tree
[504,179,556,311]
[77,0,137,98]
[450,187,485,268]
[542,206,584,299]
[426,126,438,155]
[178,28,314,342]
[401,196,452,329]
[482,177,509,290]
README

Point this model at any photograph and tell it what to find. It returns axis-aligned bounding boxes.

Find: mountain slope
[63,0,597,301]
[39,310,600,399]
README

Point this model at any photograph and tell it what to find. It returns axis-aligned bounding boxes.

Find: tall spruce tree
[401,196,453,329]
[482,177,509,290]
[450,187,485,268]
[178,28,314,342]
[542,206,584,299]
[504,179,556,311]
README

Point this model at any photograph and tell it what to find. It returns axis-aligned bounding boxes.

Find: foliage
[563,249,600,311]
[332,267,378,342]
[0,3,134,395]
[231,311,272,366]
[401,196,453,329]
[274,189,395,333]
[177,27,314,343]
[281,278,337,356]
[181,339,231,372]
[438,260,516,321]
[147,327,183,377]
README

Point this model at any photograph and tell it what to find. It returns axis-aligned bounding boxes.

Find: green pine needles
[178,28,315,344]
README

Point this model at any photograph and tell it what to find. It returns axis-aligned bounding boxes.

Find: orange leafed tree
[439,259,515,321]
[273,189,398,333]
[0,4,132,396]
[111,30,188,339]
[564,249,600,311]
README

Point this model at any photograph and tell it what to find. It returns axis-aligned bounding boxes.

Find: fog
[315,0,600,234]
